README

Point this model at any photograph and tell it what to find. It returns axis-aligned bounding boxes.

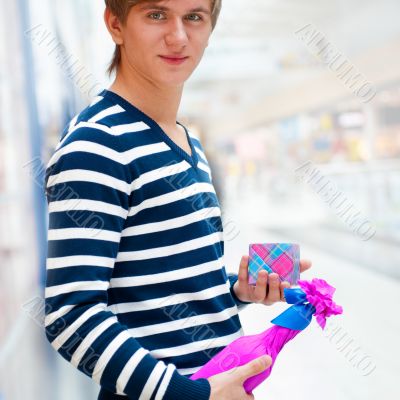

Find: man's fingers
[280,281,290,301]
[300,259,312,273]
[266,273,281,303]
[236,355,272,383]
[238,255,249,285]
[253,270,268,302]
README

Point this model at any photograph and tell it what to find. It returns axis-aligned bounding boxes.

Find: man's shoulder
[59,94,151,148]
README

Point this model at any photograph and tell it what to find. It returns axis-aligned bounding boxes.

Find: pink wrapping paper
[190,278,343,394]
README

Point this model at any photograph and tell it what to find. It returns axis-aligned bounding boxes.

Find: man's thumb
[236,355,272,382]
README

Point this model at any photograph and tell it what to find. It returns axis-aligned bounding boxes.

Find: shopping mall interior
[1,0,399,399]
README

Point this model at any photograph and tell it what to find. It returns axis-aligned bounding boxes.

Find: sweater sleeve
[227,273,252,311]
[43,125,211,399]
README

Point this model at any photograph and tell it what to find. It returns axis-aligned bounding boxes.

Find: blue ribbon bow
[270,287,316,330]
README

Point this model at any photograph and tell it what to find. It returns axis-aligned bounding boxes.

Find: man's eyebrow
[138,2,211,15]
[138,3,168,11]
[190,7,211,15]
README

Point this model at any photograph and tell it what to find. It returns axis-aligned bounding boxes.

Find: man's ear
[104,7,124,45]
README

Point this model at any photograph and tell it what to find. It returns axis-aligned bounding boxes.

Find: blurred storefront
[217,82,400,244]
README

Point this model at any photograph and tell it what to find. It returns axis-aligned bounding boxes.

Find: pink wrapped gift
[190,278,343,394]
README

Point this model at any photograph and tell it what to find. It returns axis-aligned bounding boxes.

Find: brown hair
[104,0,222,76]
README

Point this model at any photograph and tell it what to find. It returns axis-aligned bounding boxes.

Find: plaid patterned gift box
[248,243,300,285]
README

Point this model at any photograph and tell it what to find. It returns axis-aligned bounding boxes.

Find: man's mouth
[159,55,189,65]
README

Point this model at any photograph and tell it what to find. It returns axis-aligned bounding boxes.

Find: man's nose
[164,18,189,47]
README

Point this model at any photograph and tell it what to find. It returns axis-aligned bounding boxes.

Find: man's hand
[208,355,272,400]
[232,255,312,306]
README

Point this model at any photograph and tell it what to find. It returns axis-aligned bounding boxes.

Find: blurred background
[1,0,399,399]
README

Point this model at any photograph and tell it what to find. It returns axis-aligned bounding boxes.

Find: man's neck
[109,66,184,129]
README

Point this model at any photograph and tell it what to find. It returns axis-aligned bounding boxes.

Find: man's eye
[186,14,202,21]
[148,12,165,20]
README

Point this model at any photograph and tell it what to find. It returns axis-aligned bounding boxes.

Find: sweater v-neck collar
[100,89,199,169]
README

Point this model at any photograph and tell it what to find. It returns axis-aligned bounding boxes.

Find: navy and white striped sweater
[44,89,250,400]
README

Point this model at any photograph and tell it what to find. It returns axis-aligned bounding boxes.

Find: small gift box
[248,243,300,285]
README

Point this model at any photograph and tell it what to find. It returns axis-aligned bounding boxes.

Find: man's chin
[156,73,193,88]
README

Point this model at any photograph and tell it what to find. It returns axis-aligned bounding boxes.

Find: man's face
[118,0,213,87]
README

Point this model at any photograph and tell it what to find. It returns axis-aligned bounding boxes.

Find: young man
[44,1,311,399]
